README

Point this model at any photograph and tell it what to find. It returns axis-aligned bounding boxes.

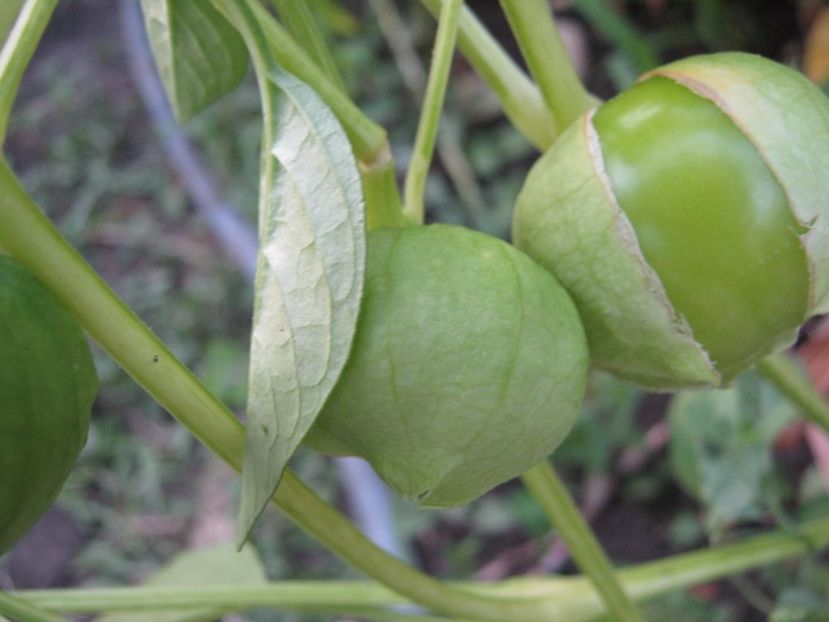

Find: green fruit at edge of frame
[514,52,829,390]
[0,256,98,555]
[306,224,589,507]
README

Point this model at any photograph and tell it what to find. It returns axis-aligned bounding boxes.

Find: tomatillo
[306,224,588,507]
[514,52,829,389]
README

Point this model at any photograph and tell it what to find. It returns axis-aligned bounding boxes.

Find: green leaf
[139,0,248,122]
[668,371,797,533]
[771,587,829,622]
[237,68,365,542]
[99,543,266,622]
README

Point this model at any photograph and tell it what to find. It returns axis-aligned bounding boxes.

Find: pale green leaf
[139,0,248,122]
[237,68,365,541]
[99,543,266,622]
[668,371,797,533]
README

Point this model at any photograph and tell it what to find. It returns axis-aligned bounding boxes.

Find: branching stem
[12,517,829,621]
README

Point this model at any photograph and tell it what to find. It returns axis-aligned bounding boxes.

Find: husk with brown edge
[514,52,829,389]
[513,114,719,390]
[647,52,829,314]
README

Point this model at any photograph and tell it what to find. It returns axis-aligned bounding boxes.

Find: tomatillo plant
[515,52,829,390]
[2,1,829,621]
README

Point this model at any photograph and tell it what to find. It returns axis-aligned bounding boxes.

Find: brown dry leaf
[804,7,829,83]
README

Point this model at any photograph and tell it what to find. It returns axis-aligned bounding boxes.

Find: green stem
[362,149,412,230]
[0,591,65,622]
[521,462,644,622]
[271,473,544,620]
[15,517,829,621]
[757,353,829,434]
[15,581,404,615]
[0,0,57,142]
[370,0,486,227]
[420,0,557,150]
[0,159,555,622]
[403,0,462,223]
[623,517,829,601]
[244,0,405,229]
[212,0,275,239]
[245,0,384,163]
[500,0,595,132]
[0,158,246,468]
[270,0,346,93]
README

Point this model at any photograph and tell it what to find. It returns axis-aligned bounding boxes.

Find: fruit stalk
[522,462,644,622]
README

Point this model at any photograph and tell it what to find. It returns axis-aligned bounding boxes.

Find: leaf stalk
[419,0,557,150]
[244,0,405,228]
[403,0,463,223]
[0,0,57,142]
[500,0,596,132]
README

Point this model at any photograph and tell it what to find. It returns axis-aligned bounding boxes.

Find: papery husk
[513,115,719,390]
[515,52,829,390]
[308,224,588,507]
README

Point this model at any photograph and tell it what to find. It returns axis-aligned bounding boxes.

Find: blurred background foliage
[1,1,829,621]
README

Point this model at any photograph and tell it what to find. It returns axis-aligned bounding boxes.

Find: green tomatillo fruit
[306,224,588,507]
[513,52,829,390]
[0,256,98,555]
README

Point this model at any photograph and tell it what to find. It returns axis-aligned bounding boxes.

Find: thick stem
[757,353,829,434]
[0,158,247,467]
[14,517,829,621]
[0,591,66,622]
[420,0,557,150]
[500,0,595,131]
[521,462,644,622]
[0,159,554,622]
[0,0,57,141]
[403,0,462,223]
